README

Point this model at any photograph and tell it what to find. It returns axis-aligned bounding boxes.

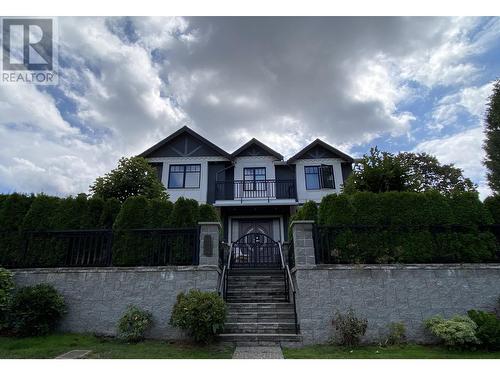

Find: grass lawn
[0,333,234,359]
[283,344,500,359]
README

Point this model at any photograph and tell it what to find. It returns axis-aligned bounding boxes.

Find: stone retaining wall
[13,266,220,339]
[293,263,500,345]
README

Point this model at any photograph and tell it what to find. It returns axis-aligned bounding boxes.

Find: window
[243,167,266,191]
[304,165,335,190]
[168,164,201,189]
[149,163,163,182]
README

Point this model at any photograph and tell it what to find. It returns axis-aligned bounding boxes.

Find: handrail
[277,242,299,334]
[218,242,234,299]
[277,242,286,269]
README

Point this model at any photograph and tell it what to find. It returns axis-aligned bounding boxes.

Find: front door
[238,219,273,240]
[232,219,280,268]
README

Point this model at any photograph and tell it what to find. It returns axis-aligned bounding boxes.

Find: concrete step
[228,281,285,287]
[227,296,288,303]
[224,322,297,334]
[227,309,295,321]
[226,317,296,324]
[227,302,293,310]
[219,333,302,344]
[227,289,285,296]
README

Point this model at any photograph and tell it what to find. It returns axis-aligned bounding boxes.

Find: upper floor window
[149,162,163,182]
[304,165,335,190]
[168,164,201,189]
[243,167,266,191]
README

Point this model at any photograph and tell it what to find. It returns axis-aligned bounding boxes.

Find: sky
[0,16,498,199]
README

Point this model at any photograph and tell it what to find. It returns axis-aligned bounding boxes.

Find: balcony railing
[215,179,297,202]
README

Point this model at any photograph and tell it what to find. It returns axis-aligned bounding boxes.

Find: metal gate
[230,233,281,268]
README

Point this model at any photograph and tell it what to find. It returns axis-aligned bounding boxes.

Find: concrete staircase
[219,268,301,346]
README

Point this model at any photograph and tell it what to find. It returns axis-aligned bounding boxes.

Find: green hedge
[112,196,219,266]
[0,192,219,268]
[314,192,498,264]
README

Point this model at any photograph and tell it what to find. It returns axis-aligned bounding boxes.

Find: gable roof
[231,138,284,160]
[138,126,231,159]
[287,139,354,163]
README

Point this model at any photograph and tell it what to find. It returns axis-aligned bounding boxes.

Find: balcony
[215,179,297,204]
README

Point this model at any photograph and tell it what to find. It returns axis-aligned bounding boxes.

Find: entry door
[238,220,273,241]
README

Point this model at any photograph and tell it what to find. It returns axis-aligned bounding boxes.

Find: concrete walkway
[232,345,284,359]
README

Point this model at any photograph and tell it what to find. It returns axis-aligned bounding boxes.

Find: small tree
[484,79,500,194]
[90,157,168,203]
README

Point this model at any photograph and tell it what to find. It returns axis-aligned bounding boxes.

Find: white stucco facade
[293,158,344,203]
[146,156,227,203]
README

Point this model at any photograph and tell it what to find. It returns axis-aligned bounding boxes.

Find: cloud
[414,126,490,199]
[0,17,498,196]
[429,81,494,131]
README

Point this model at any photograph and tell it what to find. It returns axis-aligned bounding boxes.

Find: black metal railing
[314,224,500,264]
[0,228,199,268]
[215,179,296,201]
[285,241,295,269]
[230,233,281,268]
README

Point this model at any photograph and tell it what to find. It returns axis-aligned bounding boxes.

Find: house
[139,126,354,244]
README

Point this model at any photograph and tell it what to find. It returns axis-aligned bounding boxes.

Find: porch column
[290,220,316,266]
[198,222,222,266]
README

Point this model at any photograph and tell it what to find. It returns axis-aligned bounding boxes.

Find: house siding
[294,158,344,203]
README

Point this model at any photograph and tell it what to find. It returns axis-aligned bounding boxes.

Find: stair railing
[217,242,233,300]
[278,242,300,334]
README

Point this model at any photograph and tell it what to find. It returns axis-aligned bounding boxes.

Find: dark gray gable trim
[138,126,231,159]
[287,139,354,163]
[231,138,284,160]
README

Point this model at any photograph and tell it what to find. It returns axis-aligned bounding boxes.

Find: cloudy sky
[0,17,498,198]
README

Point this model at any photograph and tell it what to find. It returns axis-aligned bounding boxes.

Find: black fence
[313,224,500,264]
[0,228,199,268]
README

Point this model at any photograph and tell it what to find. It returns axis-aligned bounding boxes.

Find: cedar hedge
[299,191,499,263]
[0,194,220,268]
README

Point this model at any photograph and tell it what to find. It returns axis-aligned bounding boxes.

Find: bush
[198,204,219,222]
[292,201,318,222]
[331,308,367,347]
[99,198,121,229]
[10,284,67,336]
[169,197,200,228]
[0,268,14,331]
[384,322,407,346]
[315,191,498,263]
[424,315,479,348]
[467,309,500,350]
[117,305,153,343]
[484,195,500,224]
[0,194,34,268]
[170,290,227,343]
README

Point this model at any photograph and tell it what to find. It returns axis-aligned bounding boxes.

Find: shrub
[148,199,173,228]
[169,197,200,228]
[292,201,318,222]
[99,198,121,229]
[170,290,227,343]
[424,315,479,348]
[484,195,500,224]
[0,268,14,331]
[315,191,497,263]
[0,194,34,267]
[331,308,367,347]
[117,305,153,343]
[384,322,407,346]
[112,196,150,266]
[198,204,219,223]
[467,309,500,350]
[10,284,67,336]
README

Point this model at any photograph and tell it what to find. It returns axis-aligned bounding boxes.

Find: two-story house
[139,126,354,243]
